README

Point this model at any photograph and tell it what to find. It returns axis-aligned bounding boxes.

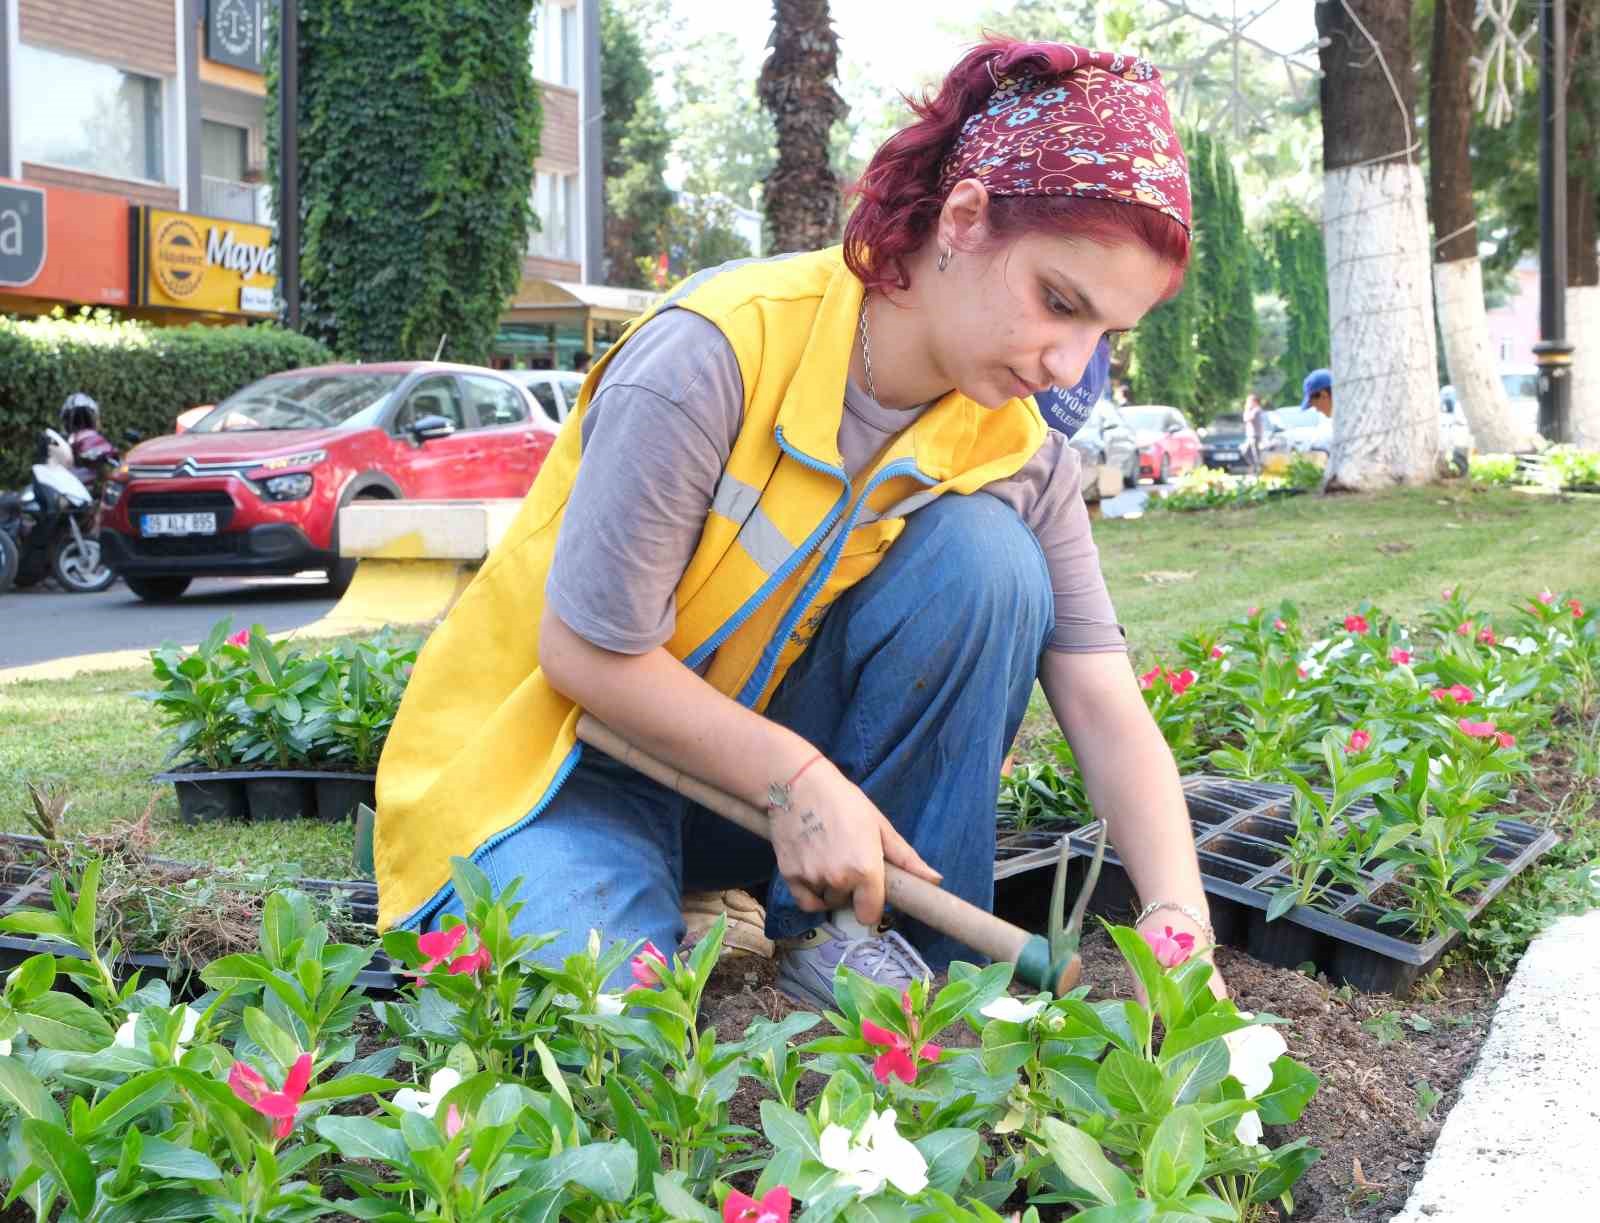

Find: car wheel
[1124,452,1140,484]
[326,490,393,595]
[125,575,193,602]
[50,534,116,593]
[1158,453,1170,485]
[0,531,17,593]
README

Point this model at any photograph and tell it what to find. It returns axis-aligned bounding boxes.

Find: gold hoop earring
[937,246,951,272]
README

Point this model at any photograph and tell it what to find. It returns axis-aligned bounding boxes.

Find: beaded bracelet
[1134,900,1215,942]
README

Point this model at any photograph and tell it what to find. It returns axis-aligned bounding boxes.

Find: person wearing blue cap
[1302,367,1333,418]
[1034,336,1112,438]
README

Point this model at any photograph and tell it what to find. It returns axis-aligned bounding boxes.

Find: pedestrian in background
[1241,392,1265,473]
[1302,367,1333,418]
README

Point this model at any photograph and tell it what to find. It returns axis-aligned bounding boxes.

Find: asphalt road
[0,575,338,669]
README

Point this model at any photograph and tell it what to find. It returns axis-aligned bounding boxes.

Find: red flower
[861,1018,942,1085]
[1273,618,1287,632]
[1537,589,1556,606]
[1210,644,1225,660]
[1297,665,1308,679]
[448,943,492,977]
[1496,731,1516,748]
[629,941,668,989]
[416,925,467,973]
[1166,668,1197,696]
[1389,647,1413,665]
[1138,665,1162,691]
[228,1053,313,1139]
[227,628,250,647]
[1344,613,1369,634]
[1477,627,1497,646]
[1456,621,1473,637]
[1431,684,1476,704]
[1458,718,1499,739]
[1570,598,1585,618]
[1345,729,1372,754]
[1143,925,1195,968]
[724,1186,793,1223]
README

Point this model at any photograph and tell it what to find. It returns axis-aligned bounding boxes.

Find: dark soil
[697,925,1503,1222]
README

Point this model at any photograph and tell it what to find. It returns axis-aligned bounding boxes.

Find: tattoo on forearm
[797,808,825,841]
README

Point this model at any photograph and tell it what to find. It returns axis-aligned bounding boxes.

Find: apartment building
[0,0,639,358]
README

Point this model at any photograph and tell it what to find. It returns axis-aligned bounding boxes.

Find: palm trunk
[1317,0,1440,489]
[1430,0,1525,453]
[758,0,847,253]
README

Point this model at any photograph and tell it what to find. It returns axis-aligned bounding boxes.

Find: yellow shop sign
[134,206,277,316]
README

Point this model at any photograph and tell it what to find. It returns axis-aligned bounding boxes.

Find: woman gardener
[375,37,1225,1007]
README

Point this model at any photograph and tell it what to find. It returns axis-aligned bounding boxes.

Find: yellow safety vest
[374,247,1047,931]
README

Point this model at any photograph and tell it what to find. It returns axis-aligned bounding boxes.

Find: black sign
[206,0,264,73]
[0,183,46,288]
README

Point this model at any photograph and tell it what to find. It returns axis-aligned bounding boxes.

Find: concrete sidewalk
[1389,907,1600,1220]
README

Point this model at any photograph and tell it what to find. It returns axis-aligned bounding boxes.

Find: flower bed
[140,622,417,822]
[1150,458,1323,514]
[0,855,1324,1221]
[1000,585,1595,988]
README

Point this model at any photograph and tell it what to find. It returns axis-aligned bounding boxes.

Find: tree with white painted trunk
[1429,0,1524,453]
[1316,0,1440,489]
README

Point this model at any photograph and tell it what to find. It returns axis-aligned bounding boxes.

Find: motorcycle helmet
[60,391,100,434]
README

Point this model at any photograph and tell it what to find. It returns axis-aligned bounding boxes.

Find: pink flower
[448,943,492,977]
[1441,586,1455,600]
[1247,605,1261,617]
[416,925,467,974]
[1143,925,1195,968]
[228,1053,313,1139]
[1273,618,1287,632]
[1496,731,1516,748]
[1345,729,1372,754]
[1138,666,1162,691]
[1344,613,1369,634]
[1570,598,1585,618]
[1431,684,1476,704]
[444,1103,465,1140]
[1210,644,1225,660]
[1166,668,1197,696]
[724,1186,793,1223]
[1458,718,1499,738]
[1297,665,1308,679]
[1389,647,1412,665]
[1456,621,1473,637]
[227,628,250,647]
[1538,589,1556,605]
[1477,627,1497,646]
[630,941,669,989]
[861,1018,942,1085]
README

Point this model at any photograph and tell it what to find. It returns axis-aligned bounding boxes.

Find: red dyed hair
[842,36,1191,298]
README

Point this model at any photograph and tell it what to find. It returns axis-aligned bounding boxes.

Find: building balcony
[201,176,272,225]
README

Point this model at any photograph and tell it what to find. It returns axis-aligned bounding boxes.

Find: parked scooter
[0,428,116,593]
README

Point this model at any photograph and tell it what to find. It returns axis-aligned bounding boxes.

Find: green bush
[1543,446,1600,491]
[1469,452,1522,486]
[0,309,331,487]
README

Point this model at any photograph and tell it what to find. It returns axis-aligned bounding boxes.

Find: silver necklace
[857,295,879,403]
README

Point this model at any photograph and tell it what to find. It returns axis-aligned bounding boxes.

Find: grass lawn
[3,485,1596,880]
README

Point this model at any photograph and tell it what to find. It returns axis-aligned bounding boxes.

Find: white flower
[593,992,626,1016]
[1234,1109,1264,1146]
[114,1014,139,1049]
[393,1067,463,1119]
[818,1108,929,1198]
[1222,1013,1287,1098]
[0,1037,11,1057]
[114,1006,202,1053]
[1502,635,1539,656]
[980,996,1047,1024]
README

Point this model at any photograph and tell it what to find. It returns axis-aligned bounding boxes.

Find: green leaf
[606,1076,660,1196]
[1040,1055,1111,1116]
[315,1115,409,1165]
[16,991,113,1051]
[1163,1040,1230,1106]
[1246,1140,1321,1203]
[1066,1204,1156,1223]
[1040,1117,1136,1206]
[979,1018,1034,1076]
[243,1006,302,1072]
[526,1141,636,1201]
[1253,1057,1320,1126]
[71,859,101,951]
[138,1135,223,1181]
[914,1128,980,1194]
[759,1100,821,1161]
[0,1056,65,1125]
[301,1073,401,1103]
[651,1173,718,1223]
[1142,1105,1204,1199]
[21,1120,95,1217]
[5,953,56,1003]
[1097,1049,1169,1116]
[1159,1009,1253,1062]
[1265,888,1298,922]
[86,1069,173,1134]
[0,911,74,940]
[200,953,271,992]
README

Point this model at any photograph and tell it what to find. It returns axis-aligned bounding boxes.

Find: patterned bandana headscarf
[937,45,1191,232]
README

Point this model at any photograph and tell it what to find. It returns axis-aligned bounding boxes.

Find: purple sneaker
[775,910,931,1011]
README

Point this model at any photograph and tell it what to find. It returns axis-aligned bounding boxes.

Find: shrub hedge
[0,309,331,487]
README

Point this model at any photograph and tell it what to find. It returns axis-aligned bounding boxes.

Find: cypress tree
[1260,203,1331,399]
[1189,130,1256,420]
[1131,287,1198,409]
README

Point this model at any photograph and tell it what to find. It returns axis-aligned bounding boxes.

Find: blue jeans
[435,494,1053,982]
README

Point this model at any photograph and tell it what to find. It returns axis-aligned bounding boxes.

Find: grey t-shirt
[547,308,1125,659]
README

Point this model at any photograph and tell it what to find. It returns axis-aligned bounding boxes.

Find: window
[529,1,579,86]
[395,377,466,432]
[525,379,562,425]
[528,171,578,261]
[462,375,528,427]
[17,43,165,182]
[558,376,586,412]
[202,120,248,181]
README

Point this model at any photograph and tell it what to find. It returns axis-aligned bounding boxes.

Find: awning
[506,277,658,324]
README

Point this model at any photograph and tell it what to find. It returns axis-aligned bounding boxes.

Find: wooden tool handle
[575,714,1036,968]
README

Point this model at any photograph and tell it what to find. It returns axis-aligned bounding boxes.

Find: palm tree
[1429,0,1523,452]
[758,0,847,253]
[1316,0,1440,488]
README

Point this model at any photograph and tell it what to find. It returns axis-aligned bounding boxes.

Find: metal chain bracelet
[1134,900,1215,943]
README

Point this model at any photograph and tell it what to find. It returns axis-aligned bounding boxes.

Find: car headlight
[262,473,314,500]
[256,449,327,471]
[102,482,123,508]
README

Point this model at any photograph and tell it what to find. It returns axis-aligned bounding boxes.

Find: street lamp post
[279,0,301,330]
[1533,0,1572,442]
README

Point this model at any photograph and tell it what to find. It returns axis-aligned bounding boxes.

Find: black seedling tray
[0,833,399,995]
[994,775,1558,996]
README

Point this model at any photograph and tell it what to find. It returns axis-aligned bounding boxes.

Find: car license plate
[1211,450,1238,461]
[141,512,217,536]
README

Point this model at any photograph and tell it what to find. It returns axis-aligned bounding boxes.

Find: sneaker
[774,910,931,1012]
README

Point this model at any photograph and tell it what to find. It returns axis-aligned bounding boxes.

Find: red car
[1126,404,1202,484]
[101,362,557,601]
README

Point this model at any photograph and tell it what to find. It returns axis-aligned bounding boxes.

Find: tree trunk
[1566,0,1600,445]
[1317,0,1440,489]
[758,0,847,253]
[1429,0,1523,453]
